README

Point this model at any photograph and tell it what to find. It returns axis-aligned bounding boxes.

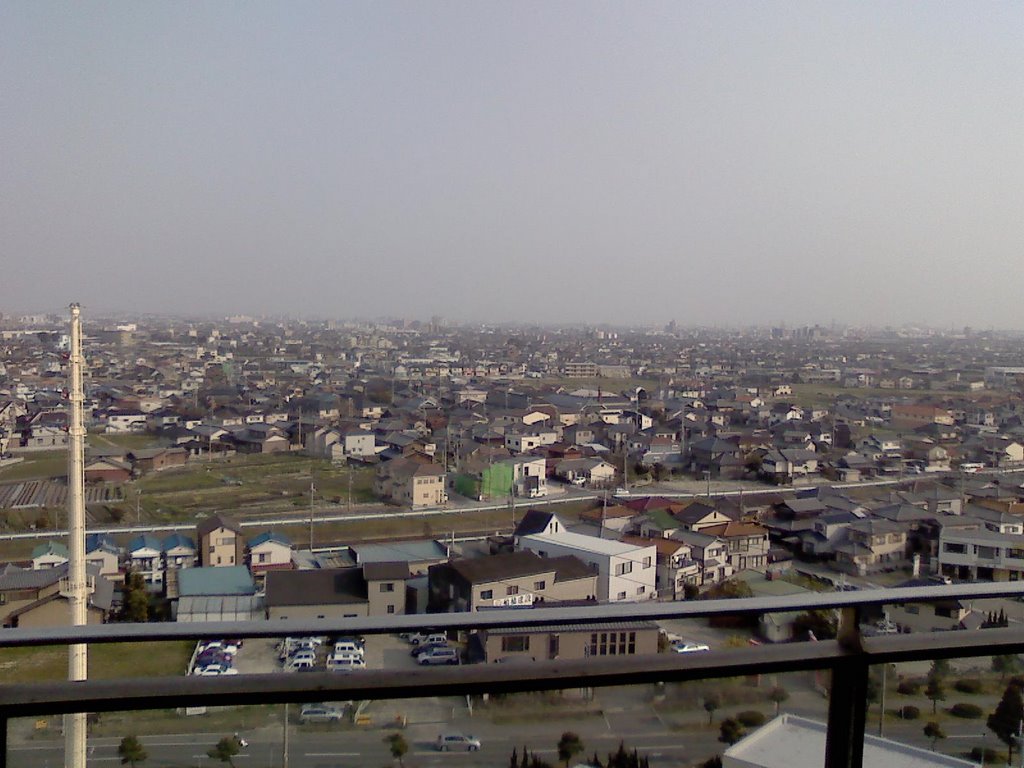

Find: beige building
[364,561,408,616]
[0,564,112,629]
[375,456,447,508]
[479,621,660,663]
[197,513,246,568]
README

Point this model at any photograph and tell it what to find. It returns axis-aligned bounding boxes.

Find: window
[480,589,493,600]
[501,636,530,653]
[637,586,645,595]
[616,562,633,576]
[1009,549,1024,560]
[943,542,966,554]
[506,585,519,596]
[387,605,395,614]
[617,591,627,600]
[642,556,652,569]
[258,553,268,563]
[533,580,546,591]
[380,583,395,593]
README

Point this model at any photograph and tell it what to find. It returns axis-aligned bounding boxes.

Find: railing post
[824,606,867,768]
[0,710,8,768]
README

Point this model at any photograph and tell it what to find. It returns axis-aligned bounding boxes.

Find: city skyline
[3,2,1023,328]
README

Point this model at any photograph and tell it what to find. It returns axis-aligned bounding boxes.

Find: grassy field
[0,451,67,482]
[0,640,193,684]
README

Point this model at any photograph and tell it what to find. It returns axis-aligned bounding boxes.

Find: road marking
[305,753,360,757]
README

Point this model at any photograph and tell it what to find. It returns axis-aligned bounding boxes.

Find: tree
[384,733,409,766]
[704,694,721,725]
[119,570,149,623]
[207,737,240,768]
[923,721,946,751]
[925,674,946,715]
[718,718,746,745]
[993,654,1022,681]
[988,682,1024,765]
[117,735,147,768]
[557,732,585,766]
[930,658,951,680]
[768,686,789,716]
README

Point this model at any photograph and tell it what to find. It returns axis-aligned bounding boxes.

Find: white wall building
[518,530,657,602]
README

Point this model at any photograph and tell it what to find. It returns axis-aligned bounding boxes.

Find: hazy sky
[2,2,1022,328]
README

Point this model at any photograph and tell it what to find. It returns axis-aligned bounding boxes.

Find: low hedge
[949,703,984,719]
[898,705,920,720]
[954,678,984,694]
[736,711,766,727]
[897,679,923,695]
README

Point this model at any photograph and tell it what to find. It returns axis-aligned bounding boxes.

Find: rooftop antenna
[64,303,91,768]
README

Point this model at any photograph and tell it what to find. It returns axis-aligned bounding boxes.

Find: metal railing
[3,582,1024,768]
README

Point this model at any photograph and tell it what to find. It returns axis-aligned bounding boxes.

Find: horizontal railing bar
[2,583,1021,648]
[4,629,1024,719]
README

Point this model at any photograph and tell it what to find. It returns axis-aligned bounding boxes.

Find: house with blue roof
[248,531,294,584]
[127,534,164,590]
[31,541,69,570]
[85,533,122,581]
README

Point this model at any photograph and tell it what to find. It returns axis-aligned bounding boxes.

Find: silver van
[417,646,459,665]
[436,733,481,751]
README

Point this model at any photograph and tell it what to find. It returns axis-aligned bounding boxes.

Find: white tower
[64,303,89,768]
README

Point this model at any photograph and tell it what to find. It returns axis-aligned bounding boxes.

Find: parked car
[436,733,481,751]
[410,641,448,658]
[326,655,366,672]
[670,640,710,654]
[299,704,346,724]
[286,656,316,671]
[407,632,446,646]
[193,663,238,676]
[332,640,364,657]
[417,646,460,665]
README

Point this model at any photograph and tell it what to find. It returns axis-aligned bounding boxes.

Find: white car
[671,640,710,654]
[193,663,238,676]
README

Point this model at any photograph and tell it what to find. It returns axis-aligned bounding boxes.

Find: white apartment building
[518,530,657,602]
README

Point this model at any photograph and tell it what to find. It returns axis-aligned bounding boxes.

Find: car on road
[417,646,460,665]
[670,640,710,653]
[437,733,481,751]
[299,704,346,724]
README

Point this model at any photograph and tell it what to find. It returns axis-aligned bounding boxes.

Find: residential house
[699,522,770,572]
[196,513,246,568]
[31,541,69,570]
[515,513,657,602]
[247,531,294,582]
[85,533,122,582]
[670,529,734,586]
[264,567,371,620]
[834,519,909,576]
[375,455,447,508]
[364,561,408,616]
[126,534,165,590]
[552,457,616,488]
[0,563,113,628]
[127,447,189,473]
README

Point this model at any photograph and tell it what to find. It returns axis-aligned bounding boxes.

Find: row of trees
[114,734,247,768]
[509,734,650,768]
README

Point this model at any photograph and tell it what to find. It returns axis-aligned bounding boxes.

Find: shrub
[949,703,984,719]
[736,710,766,727]
[899,705,920,720]
[970,747,1003,763]
[897,679,923,695]
[954,678,984,694]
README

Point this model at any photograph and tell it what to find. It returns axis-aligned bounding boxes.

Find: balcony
[3,582,1024,768]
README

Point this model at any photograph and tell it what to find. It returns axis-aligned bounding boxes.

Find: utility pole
[64,303,90,768]
[308,473,316,551]
[282,703,289,768]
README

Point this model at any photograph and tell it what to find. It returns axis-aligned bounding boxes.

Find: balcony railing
[3,582,1024,768]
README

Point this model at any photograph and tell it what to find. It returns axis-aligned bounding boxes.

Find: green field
[0,452,67,482]
[0,640,193,684]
